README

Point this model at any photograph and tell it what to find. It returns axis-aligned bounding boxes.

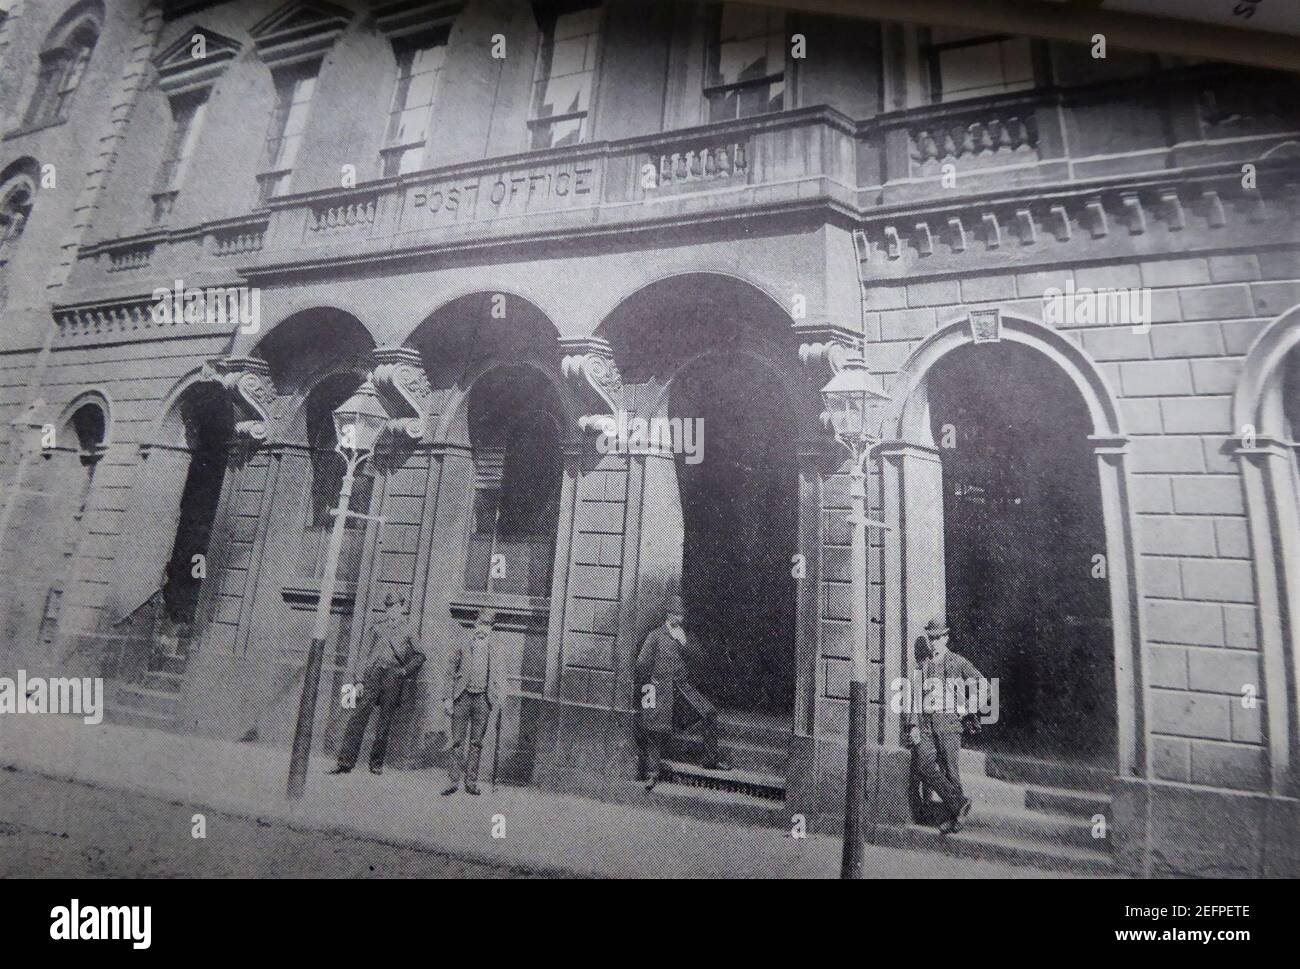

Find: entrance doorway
[669,352,798,715]
[156,383,234,674]
[926,342,1116,767]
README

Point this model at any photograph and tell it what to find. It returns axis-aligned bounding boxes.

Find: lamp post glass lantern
[286,377,390,799]
[820,355,889,879]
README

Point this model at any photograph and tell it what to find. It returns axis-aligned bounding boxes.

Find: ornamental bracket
[199,356,276,444]
[372,346,433,442]
[560,336,623,436]
[794,320,863,387]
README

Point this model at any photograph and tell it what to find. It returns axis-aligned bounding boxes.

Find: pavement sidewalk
[0,713,1072,878]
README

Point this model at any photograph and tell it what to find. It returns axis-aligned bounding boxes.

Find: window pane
[719,3,768,42]
[534,73,589,118]
[555,6,600,41]
[934,36,1035,102]
[531,114,584,150]
[714,35,769,87]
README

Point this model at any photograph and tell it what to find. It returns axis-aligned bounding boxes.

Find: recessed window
[258,62,320,203]
[528,1,602,151]
[152,91,208,223]
[380,30,448,177]
[924,27,1036,103]
[0,175,34,265]
[24,19,99,127]
[705,3,785,123]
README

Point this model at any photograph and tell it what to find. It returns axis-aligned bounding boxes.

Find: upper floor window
[258,61,320,203]
[381,29,449,177]
[0,172,35,266]
[923,27,1035,103]
[705,3,785,123]
[528,1,602,150]
[24,8,101,128]
[152,90,208,223]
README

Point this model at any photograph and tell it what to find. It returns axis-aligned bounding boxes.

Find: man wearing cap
[330,590,426,776]
[635,596,731,791]
[441,610,503,796]
[906,616,987,833]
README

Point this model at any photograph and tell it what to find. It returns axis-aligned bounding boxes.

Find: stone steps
[660,759,786,802]
[878,823,1116,875]
[105,682,181,730]
[983,751,1115,794]
[646,778,790,830]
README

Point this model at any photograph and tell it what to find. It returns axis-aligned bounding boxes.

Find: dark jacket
[362,615,426,703]
[905,647,985,735]
[635,624,692,735]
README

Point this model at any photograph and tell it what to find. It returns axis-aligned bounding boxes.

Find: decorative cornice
[559,336,622,436]
[155,26,242,94]
[856,175,1300,270]
[250,1,352,66]
[198,356,276,444]
[371,346,432,441]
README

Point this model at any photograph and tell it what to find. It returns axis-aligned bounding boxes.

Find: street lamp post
[286,377,391,800]
[820,354,890,879]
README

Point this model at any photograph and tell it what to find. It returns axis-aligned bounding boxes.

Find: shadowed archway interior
[926,341,1116,767]
[670,351,798,713]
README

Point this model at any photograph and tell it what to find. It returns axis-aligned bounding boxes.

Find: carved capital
[199,356,276,444]
[794,321,863,386]
[372,346,432,441]
[560,336,623,435]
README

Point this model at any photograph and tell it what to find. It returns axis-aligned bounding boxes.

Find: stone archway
[878,311,1145,781]
[1232,303,1300,796]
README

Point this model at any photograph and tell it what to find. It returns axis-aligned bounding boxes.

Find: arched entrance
[880,313,1143,783]
[598,273,818,785]
[669,350,798,713]
[1232,304,1300,796]
[107,379,234,689]
[926,341,1114,766]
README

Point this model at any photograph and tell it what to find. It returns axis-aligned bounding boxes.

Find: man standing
[635,596,731,791]
[441,611,503,796]
[906,616,987,833]
[329,590,426,776]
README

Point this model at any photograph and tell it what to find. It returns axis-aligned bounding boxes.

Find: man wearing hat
[635,595,731,791]
[441,610,503,796]
[906,615,987,833]
[330,590,426,776]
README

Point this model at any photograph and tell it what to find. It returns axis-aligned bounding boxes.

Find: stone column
[533,337,638,796]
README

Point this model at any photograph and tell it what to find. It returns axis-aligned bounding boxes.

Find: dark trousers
[641,684,721,780]
[448,691,491,785]
[337,665,404,770]
[911,726,966,821]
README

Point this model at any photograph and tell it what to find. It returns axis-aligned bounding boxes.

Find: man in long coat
[330,590,426,776]
[635,596,731,790]
[906,615,987,833]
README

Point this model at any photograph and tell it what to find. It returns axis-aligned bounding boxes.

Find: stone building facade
[0,0,1297,877]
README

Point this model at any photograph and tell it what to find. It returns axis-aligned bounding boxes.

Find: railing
[106,244,153,272]
[211,224,266,257]
[909,114,1038,169]
[649,139,750,189]
[308,193,379,233]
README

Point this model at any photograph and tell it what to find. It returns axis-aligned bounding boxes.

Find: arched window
[37,400,108,646]
[464,367,564,597]
[0,166,36,266]
[24,4,102,128]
